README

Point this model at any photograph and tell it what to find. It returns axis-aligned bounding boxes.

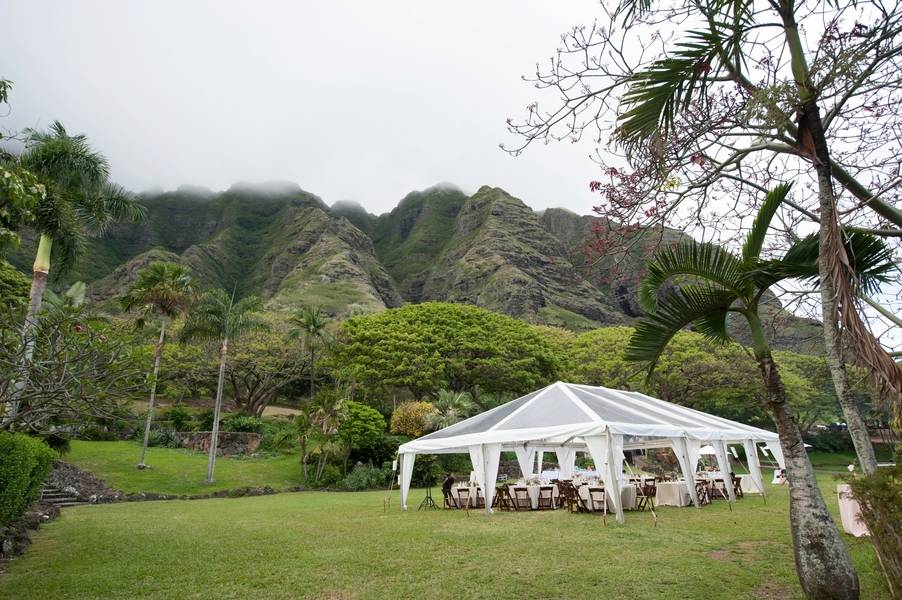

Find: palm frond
[638,240,746,312]
[616,29,723,151]
[120,261,194,318]
[626,285,737,374]
[753,230,897,295]
[741,183,792,261]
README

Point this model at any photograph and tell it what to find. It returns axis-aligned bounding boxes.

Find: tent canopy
[399,381,779,455]
[397,382,783,519]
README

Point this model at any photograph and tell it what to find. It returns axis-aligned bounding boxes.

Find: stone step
[55,501,89,507]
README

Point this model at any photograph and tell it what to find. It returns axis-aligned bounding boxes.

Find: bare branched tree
[504,0,902,465]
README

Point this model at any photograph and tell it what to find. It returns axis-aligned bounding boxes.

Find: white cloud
[1,0,604,215]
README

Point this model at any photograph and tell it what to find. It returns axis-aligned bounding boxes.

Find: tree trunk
[781,0,899,437]
[206,336,229,484]
[1,235,52,429]
[758,353,860,599]
[779,0,885,469]
[799,98,880,474]
[138,321,167,468]
[309,346,315,398]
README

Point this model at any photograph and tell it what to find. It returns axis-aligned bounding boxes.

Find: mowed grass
[0,478,891,599]
[65,441,303,495]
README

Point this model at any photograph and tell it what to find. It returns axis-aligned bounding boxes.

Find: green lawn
[0,477,891,599]
[65,441,304,495]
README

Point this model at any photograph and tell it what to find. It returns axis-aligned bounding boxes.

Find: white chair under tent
[397,381,785,523]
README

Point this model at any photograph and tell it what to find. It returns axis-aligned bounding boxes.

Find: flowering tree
[505,0,901,478]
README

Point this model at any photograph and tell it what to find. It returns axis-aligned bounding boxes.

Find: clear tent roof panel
[398,382,779,454]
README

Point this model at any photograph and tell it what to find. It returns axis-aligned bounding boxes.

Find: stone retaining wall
[174,431,262,456]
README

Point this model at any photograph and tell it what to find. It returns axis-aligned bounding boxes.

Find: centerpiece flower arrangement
[526,474,541,485]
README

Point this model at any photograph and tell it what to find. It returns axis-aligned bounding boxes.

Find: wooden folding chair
[732,475,744,499]
[695,480,710,506]
[636,480,656,511]
[442,488,456,509]
[571,485,592,513]
[511,486,531,511]
[456,488,470,509]
[493,485,512,511]
[537,486,554,510]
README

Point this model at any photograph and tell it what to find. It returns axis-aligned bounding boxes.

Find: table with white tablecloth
[509,484,560,509]
[578,483,638,511]
[453,485,482,507]
[655,481,691,507]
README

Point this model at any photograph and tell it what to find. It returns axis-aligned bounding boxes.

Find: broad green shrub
[317,464,343,487]
[848,465,902,593]
[341,465,388,491]
[79,425,119,441]
[259,420,297,452]
[196,409,216,431]
[146,428,179,448]
[163,406,193,431]
[0,432,55,526]
[221,414,264,434]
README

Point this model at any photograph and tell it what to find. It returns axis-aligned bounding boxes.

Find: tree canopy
[331,302,561,407]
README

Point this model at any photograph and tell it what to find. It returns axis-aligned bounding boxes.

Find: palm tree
[2,121,144,429]
[181,288,262,483]
[625,184,893,598]
[120,262,195,469]
[290,307,330,398]
[430,390,475,430]
[308,388,346,481]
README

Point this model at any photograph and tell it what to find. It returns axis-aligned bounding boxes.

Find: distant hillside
[6,181,823,352]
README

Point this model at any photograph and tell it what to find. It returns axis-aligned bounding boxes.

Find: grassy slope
[0,477,889,599]
[64,441,303,495]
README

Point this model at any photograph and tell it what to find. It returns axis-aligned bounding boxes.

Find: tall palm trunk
[758,355,859,599]
[781,1,882,473]
[138,321,166,468]
[750,315,859,599]
[2,234,52,429]
[309,346,316,398]
[300,436,309,481]
[206,336,229,483]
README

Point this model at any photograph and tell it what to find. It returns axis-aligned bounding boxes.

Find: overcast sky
[2,0,606,215]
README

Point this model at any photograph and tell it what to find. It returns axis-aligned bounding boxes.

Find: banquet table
[836,484,869,537]
[453,485,481,508]
[511,484,560,509]
[655,481,691,507]
[578,483,638,511]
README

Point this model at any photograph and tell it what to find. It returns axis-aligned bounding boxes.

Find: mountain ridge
[5,181,824,352]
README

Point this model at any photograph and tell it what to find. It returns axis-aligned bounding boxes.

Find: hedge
[0,432,55,526]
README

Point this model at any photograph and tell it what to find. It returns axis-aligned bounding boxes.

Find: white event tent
[398,382,784,523]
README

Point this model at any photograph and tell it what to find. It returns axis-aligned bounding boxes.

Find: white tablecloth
[837,484,869,537]
[578,484,638,511]
[738,475,761,494]
[656,482,691,507]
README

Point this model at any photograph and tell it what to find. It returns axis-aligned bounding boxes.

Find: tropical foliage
[332,302,560,407]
